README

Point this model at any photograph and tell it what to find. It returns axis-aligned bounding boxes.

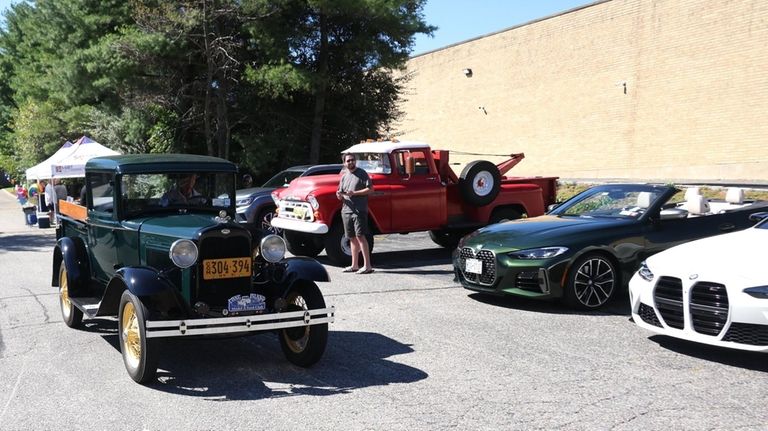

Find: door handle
[719,223,735,232]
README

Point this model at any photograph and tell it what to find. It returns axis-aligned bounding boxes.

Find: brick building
[393,0,768,182]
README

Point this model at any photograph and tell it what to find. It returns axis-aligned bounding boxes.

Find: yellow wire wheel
[118,290,158,383]
[58,262,82,328]
[279,281,328,367]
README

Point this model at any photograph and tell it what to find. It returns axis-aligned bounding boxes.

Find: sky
[412,0,593,55]
[0,0,593,54]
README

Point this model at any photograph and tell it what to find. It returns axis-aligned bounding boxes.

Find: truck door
[86,172,120,284]
[390,149,446,231]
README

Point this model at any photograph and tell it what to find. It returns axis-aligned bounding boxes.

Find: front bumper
[271,217,329,234]
[145,306,335,338]
[453,247,569,299]
[630,273,768,352]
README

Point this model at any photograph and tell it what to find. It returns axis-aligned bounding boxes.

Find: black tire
[428,229,463,249]
[256,207,281,235]
[459,160,502,206]
[284,231,324,257]
[489,207,522,224]
[279,281,329,367]
[563,253,618,310]
[118,290,159,384]
[324,220,374,266]
[58,261,83,328]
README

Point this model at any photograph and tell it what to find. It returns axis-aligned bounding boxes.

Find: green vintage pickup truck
[53,154,334,383]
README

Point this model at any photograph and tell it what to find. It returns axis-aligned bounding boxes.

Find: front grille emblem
[221,229,230,235]
[689,274,699,280]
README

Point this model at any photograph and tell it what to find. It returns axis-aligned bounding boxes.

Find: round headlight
[169,239,198,268]
[260,234,286,263]
[307,194,319,210]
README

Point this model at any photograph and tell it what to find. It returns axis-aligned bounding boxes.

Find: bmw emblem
[689,274,698,280]
[221,229,230,235]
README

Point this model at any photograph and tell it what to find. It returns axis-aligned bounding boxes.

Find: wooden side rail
[59,199,87,222]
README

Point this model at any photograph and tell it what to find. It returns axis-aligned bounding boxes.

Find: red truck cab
[271,140,558,265]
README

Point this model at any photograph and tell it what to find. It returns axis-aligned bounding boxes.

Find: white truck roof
[342,141,433,154]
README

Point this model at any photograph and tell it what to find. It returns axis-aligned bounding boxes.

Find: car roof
[86,154,237,174]
[342,141,431,154]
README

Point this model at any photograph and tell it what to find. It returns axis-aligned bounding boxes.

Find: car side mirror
[405,156,415,176]
[749,211,768,223]
[547,203,560,212]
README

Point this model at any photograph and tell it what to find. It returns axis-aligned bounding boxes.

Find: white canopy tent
[24,141,75,180]
[50,136,120,179]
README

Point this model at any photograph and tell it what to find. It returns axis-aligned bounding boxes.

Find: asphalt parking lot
[1,190,768,430]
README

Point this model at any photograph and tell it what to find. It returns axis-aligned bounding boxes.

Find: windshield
[262,169,304,188]
[352,153,391,174]
[551,185,664,219]
[121,172,234,216]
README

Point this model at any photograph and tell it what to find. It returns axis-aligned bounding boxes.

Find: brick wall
[393,0,768,182]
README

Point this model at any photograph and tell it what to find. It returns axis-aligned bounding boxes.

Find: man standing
[336,153,374,274]
[43,180,55,223]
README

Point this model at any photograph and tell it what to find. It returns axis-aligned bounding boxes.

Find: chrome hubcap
[573,258,615,307]
[473,171,494,196]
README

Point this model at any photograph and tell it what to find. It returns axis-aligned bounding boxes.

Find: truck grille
[638,303,662,328]
[196,232,251,308]
[690,281,729,336]
[277,200,314,222]
[654,276,684,329]
[459,247,496,285]
[722,323,768,346]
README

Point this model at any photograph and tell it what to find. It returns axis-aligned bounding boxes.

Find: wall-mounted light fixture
[462,68,473,77]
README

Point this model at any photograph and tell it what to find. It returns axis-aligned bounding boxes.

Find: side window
[410,151,430,175]
[88,172,114,213]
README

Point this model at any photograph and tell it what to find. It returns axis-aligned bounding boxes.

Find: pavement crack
[20,288,51,324]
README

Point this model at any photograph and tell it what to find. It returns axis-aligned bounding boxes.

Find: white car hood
[647,228,768,286]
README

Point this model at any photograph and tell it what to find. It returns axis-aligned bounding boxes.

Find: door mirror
[749,212,768,223]
[405,156,415,176]
[547,203,560,212]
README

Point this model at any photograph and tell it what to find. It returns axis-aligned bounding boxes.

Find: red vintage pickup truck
[271,140,558,265]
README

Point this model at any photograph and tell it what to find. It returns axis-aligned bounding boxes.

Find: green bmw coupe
[453,184,768,310]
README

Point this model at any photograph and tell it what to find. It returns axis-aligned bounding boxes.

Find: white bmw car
[629,212,768,351]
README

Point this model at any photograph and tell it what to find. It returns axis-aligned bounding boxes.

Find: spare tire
[459,160,501,206]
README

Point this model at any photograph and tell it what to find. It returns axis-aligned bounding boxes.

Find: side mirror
[547,203,560,212]
[405,156,415,176]
[749,212,768,223]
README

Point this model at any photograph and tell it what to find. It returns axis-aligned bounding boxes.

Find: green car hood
[132,213,225,239]
[463,215,633,251]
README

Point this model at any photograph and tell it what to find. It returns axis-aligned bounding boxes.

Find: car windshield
[352,153,391,174]
[262,169,304,188]
[121,172,234,216]
[551,185,664,219]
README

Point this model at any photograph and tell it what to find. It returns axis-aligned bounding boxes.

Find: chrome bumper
[145,306,335,338]
[271,217,329,234]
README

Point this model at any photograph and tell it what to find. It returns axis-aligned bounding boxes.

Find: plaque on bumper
[228,293,266,313]
[465,258,483,275]
[203,257,251,280]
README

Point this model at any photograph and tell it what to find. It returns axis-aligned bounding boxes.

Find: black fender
[281,257,331,285]
[97,266,189,318]
[53,237,90,297]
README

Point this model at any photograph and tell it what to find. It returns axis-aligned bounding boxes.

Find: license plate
[291,207,307,218]
[228,293,266,313]
[465,258,483,275]
[203,257,251,280]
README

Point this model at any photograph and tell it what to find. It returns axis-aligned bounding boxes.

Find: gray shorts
[341,212,369,238]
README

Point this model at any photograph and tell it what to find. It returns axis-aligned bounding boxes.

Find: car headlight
[507,246,568,260]
[169,239,198,268]
[236,196,254,206]
[637,260,654,282]
[743,286,768,299]
[307,194,319,210]
[271,191,280,206]
[260,234,286,263]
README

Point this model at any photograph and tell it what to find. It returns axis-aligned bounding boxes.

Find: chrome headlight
[260,234,286,263]
[236,196,254,206]
[307,194,319,210]
[637,260,654,282]
[271,191,280,206]
[169,239,198,268]
[508,246,568,260]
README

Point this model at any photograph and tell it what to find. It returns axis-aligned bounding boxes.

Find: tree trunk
[202,0,215,157]
[308,10,329,165]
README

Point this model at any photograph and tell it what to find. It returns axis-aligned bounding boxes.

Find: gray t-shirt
[338,168,371,214]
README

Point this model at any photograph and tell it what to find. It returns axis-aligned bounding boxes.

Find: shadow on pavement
[466,290,631,317]
[648,335,768,372]
[318,247,453,270]
[91,326,427,399]
[0,232,56,253]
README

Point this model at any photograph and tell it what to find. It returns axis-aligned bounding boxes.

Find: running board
[70,297,101,319]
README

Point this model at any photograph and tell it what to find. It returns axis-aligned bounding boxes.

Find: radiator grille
[196,233,251,307]
[277,200,314,221]
[690,281,729,336]
[654,276,684,329]
[458,247,496,285]
[638,303,662,328]
[722,323,768,346]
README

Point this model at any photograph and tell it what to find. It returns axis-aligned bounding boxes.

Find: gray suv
[236,164,342,232]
